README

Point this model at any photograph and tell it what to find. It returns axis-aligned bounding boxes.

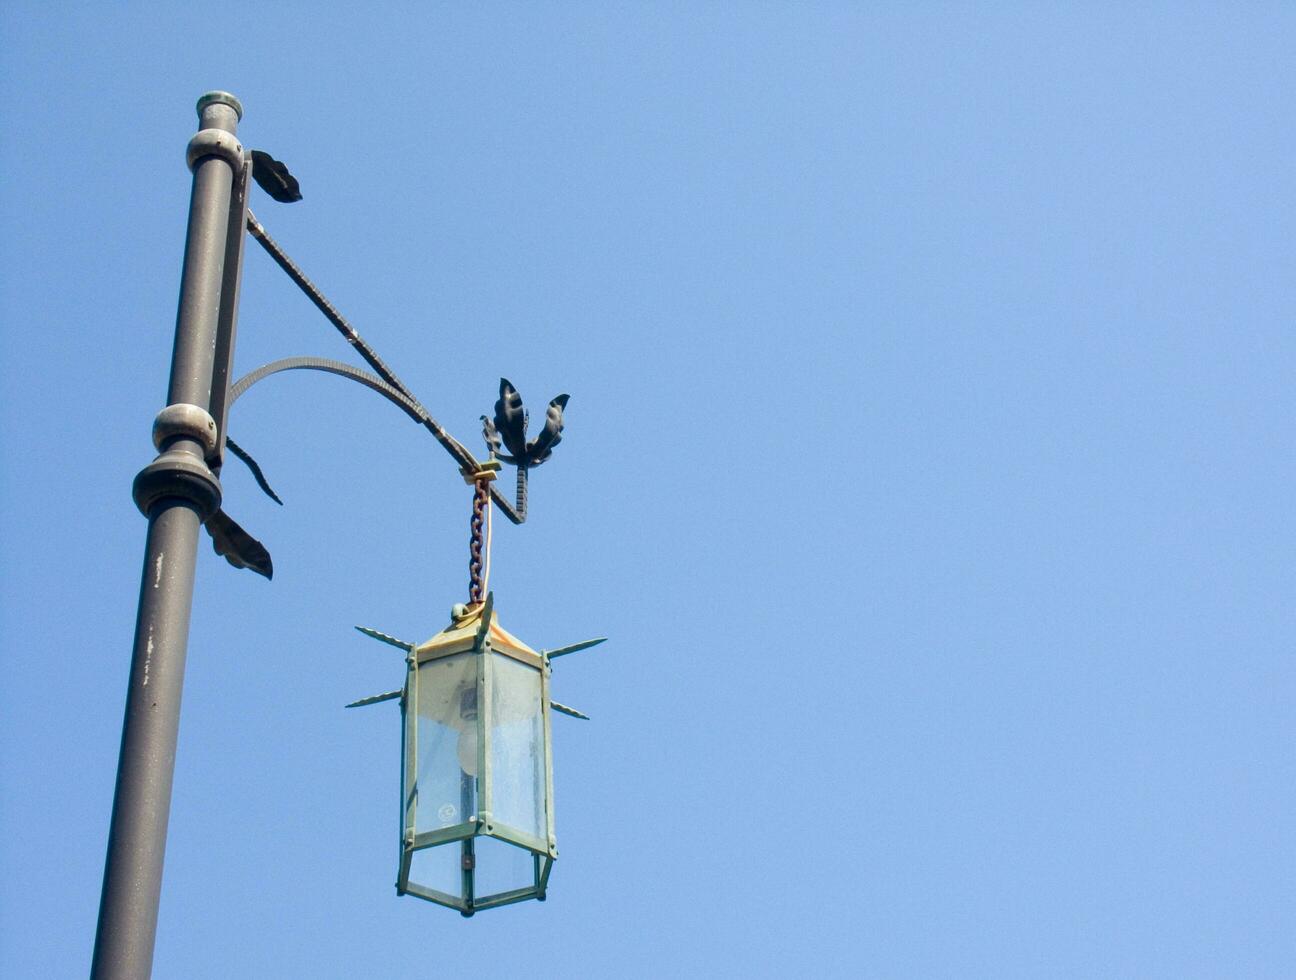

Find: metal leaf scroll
[206,509,273,579]
[480,415,503,458]
[493,379,528,461]
[527,394,568,464]
[250,150,302,203]
[225,436,283,505]
[491,379,569,468]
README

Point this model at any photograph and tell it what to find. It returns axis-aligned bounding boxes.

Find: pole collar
[186,128,245,172]
[196,91,243,120]
[132,450,222,520]
[152,403,218,455]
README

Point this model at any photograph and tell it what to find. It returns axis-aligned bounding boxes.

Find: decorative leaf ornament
[480,415,503,457]
[206,509,273,579]
[250,150,303,203]
[527,394,568,464]
[493,379,529,461]
[491,378,569,468]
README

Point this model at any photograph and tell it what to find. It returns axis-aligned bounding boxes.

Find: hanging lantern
[348,593,604,915]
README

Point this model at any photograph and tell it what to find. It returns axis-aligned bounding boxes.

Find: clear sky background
[1,4,1293,978]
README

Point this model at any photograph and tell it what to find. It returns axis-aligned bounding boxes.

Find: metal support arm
[229,356,527,524]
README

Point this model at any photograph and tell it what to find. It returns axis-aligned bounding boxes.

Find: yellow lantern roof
[415,600,541,668]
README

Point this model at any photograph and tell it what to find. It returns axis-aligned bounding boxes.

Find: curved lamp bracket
[204,209,571,579]
[231,356,423,421]
[229,356,527,524]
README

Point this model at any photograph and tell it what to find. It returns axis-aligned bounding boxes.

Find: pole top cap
[196,91,243,121]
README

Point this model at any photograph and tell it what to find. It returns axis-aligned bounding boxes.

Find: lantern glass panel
[414,652,479,833]
[488,652,546,841]
[409,842,463,900]
[473,834,538,900]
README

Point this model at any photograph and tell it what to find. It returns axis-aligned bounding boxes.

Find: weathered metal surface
[344,689,402,709]
[231,356,424,423]
[244,210,477,471]
[472,592,495,651]
[543,637,608,660]
[205,509,273,579]
[235,222,544,528]
[353,595,593,915]
[94,90,245,980]
[152,403,218,455]
[491,378,569,468]
[549,700,590,721]
[354,625,414,649]
[467,479,491,604]
[223,437,282,505]
[250,149,302,203]
[207,145,251,476]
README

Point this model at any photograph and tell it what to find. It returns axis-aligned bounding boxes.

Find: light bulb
[457,724,479,777]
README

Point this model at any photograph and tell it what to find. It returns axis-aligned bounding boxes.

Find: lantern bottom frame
[398,818,555,916]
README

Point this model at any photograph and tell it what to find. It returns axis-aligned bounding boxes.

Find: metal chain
[467,478,490,604]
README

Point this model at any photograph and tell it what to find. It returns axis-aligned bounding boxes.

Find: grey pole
[92,92,246,980]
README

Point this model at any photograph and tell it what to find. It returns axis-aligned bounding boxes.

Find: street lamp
[93,91,603,977]
[349,594,604,915]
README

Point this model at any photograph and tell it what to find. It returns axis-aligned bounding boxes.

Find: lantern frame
[396,598,557,915]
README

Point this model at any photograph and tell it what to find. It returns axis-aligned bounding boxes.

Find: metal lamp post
[92,92,600,978]
[93,92,248,980]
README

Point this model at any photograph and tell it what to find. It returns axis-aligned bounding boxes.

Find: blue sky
[1,3,1293,977]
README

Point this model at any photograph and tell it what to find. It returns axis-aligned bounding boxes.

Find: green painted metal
[477,634,491,818]
[466,635,488,912]
[461,823,475,913]
[482,822,549,856]
[403,879,466,913]
[345,689,401,708]
[541,659,557,858]
[355,624,413,649]
[473,592,494,650]
[538,852,554,894]
[470,885,544,912]
[398,647,417,895]
[411,822,477,850]
[359,594,594,914]
[542,637,607,659]
[549,699,589,720]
